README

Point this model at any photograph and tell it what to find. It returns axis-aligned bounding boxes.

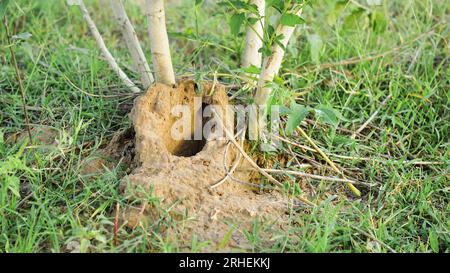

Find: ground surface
[0,0,449,252]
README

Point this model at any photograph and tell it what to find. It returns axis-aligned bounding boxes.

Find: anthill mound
[114,80,290,248]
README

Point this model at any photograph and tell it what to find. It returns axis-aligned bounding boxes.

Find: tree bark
[254,8,303,106]
[77,0,141,93]
[110,0,154,89]
[242,0,265,70]
[145,0,176,85]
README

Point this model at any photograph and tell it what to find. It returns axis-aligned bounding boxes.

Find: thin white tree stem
[145,0,176,85]
[77,0,141,93]
[254,8,303,106]
[242,0,265,70]
[110,0,154,89]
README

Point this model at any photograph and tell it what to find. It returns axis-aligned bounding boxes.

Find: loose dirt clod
[118,80,290,249]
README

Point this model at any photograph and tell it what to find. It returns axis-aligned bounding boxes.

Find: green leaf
[267,0,284,13]
[0,0,10,18]
[293,183,302,196]
[286,103,309,135]
[94,233,107,244]
[80,238,90,253]
[6,175,20,197]
[195,0,204,6]
[343,8,368,30]
[229,13,245,36]
[273,75,284,85]
[274,33,286,50]
[280,13,305,27]
[218,225,236,249]
[428,230,439,253]
[371,10,388,33]
[170,28,196,39]
[259,45,272,57]
[326,0,348,26]
[314,105,343,127]
[279,105,291,115]
[247,17,258,25]
[242,65,260,74]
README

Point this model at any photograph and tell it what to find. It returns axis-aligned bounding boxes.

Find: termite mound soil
[118,80,289,249]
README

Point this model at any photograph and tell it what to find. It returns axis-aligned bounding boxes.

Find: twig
[3,16,32,143]
[221,167,278,190]
[329,153,445,166]
[213,109,282,187]
[352,95,392,138]
[297,128,361,197]
[76,0,141,93]
[209,142,235,189]
[262,168,372,186]
[212,109,315,206]
[272,134,316,153]
[276,134,443,167]
[209,128,245,189]
[110,0,154,88]
[284,142,318,196]
[113,202,120,246]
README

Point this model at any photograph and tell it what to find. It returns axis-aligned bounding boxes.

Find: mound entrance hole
[169,102,209,157]
[171,138,206,157]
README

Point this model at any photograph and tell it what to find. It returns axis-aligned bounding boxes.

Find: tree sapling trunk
[254,8,303,106]
[145,0,176,85]
[76,0,141,93]
[110,0,154,89]
[242,0,265,72]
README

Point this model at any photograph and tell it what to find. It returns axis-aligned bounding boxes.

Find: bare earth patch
[115,80,289,249]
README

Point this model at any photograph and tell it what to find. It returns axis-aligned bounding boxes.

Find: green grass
[0,0,449,253]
